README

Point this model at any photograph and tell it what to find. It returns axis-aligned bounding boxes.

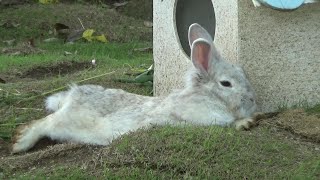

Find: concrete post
[153,0,320,112]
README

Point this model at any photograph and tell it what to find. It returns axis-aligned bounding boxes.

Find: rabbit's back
[46,85,154,116]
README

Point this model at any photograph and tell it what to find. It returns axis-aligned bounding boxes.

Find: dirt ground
[264,109,320,143]
[0,0,153,21]
[0,60,94,84]
[0,109,319,176]
[19,61,93,79]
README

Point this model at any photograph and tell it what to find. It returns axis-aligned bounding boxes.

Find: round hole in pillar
[175,0,216,57]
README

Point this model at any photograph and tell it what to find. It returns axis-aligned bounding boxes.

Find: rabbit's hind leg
[12,114,57,153]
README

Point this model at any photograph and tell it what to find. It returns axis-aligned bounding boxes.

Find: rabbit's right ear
[188,23,213,48]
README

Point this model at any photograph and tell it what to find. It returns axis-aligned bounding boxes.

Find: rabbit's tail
[45,91,68,112]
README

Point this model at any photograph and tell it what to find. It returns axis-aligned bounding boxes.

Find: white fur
[234,118,254,130]
[45,91,67,112]
[12,24,257,153]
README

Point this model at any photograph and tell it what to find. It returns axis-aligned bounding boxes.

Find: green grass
[4,126,320,179]
[10,167,97,180]
[0,41,152,72]
[305,104,320,114]
[277,100,320,115]
[0,3,152,43]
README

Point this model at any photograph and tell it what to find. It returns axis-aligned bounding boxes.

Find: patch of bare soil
[0,109,319,177]
[0,61,93,83]
[0,0,29,6]
[19,61,93,79]
[0,143,100,173]
[1,44,44,56]
[0,138,10,158]
[258,109,320,143]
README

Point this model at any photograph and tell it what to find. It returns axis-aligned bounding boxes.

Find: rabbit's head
[187,23,257,119]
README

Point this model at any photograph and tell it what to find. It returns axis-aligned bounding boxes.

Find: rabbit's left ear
[191,39,212,74]
[188,23,213,48]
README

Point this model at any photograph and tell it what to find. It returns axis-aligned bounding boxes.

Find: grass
[3,126,320,179]
[0,3,152,43]
[0,41,152,72]
[11,167,97,179]
[1,2,320,179]
[277,100,320,115]
[306,104,320,114]
[107,126,319,179]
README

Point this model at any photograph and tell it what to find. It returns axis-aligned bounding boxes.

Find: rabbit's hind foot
[11,117,48,153]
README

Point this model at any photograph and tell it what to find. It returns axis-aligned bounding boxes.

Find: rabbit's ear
[188,23,213,48]
[191,39,212,74]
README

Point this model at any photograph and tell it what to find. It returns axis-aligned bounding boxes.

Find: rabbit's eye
[220,81,232,87]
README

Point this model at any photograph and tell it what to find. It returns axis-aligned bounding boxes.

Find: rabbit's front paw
[234,118,256,130]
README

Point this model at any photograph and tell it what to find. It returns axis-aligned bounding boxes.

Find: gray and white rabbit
[12,23,257,153]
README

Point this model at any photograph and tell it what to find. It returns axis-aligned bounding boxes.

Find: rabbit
[12,23,257,153]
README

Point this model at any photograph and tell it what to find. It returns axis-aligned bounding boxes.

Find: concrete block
[153,0,320,112]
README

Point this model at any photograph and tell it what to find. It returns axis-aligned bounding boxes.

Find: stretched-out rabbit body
[12,24,257,153]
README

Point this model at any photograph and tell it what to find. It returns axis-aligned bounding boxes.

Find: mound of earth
[277,109,320,143]
[260,109,320,143]
[0,61,93,83]
[0,109,319,177]
[20,61,93,79]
